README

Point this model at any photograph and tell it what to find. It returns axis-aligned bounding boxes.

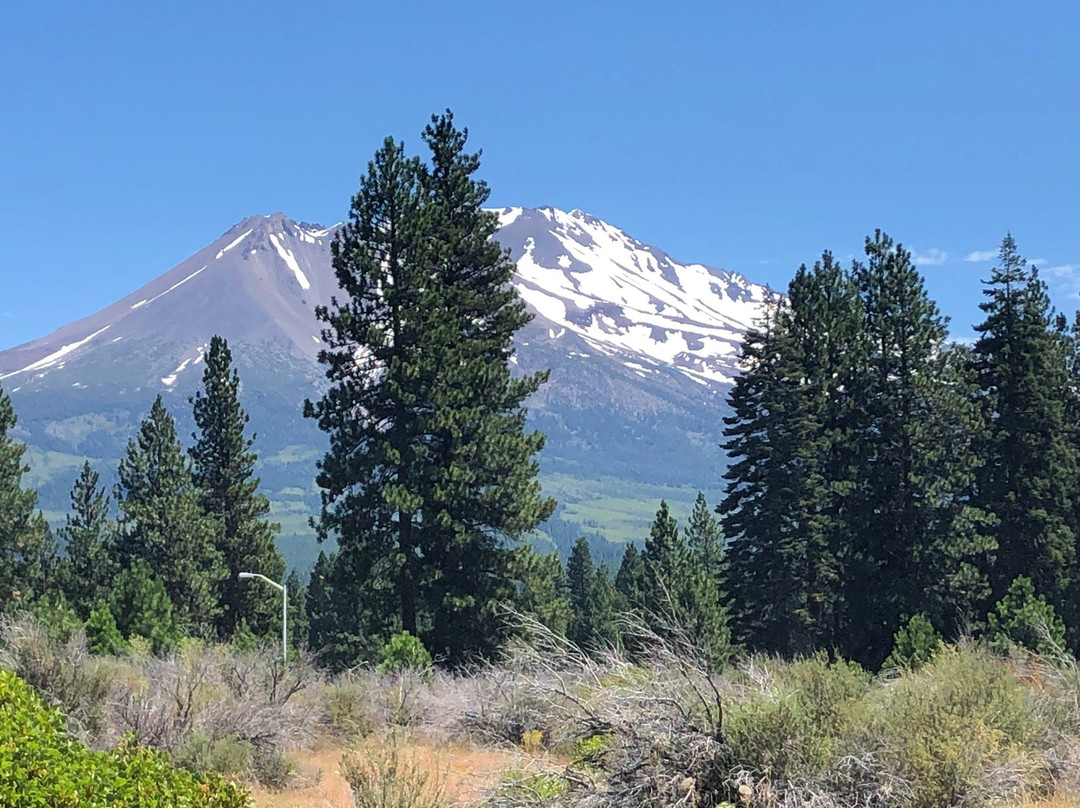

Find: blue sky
[3,1,1079,350]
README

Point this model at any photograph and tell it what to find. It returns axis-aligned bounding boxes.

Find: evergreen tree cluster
[0,336,288,652]
[721,233,1080,667]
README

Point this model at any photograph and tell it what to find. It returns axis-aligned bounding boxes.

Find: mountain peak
[0,207,770,392]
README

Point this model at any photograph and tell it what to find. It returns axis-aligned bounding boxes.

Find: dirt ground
[247,740,556,808]
[244,742,1080,808]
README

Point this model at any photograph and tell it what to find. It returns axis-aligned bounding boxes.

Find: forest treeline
[1,114,1077,674]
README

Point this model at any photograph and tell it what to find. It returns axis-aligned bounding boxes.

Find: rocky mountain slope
[0,208,770,568]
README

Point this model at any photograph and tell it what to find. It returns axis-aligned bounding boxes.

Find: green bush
[378,631,433,674]
[496,771,570,803]
[723,653,871,778]
[0,668,250,807]
[873,644,1039,808]
[882,613,943,671]
[173,729,253,777]
[987,576,1067,655]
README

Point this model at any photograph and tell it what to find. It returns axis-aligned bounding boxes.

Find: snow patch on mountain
[492,206,768,387]
[269,233,311,290]
[1,325,112,379]
[216,228,253,259]
[161,358,192,387]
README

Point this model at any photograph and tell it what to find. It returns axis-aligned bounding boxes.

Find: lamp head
[238,572,255,580]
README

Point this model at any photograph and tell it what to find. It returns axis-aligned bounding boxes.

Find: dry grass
[12,611,1080,807]
[246,739,554,808]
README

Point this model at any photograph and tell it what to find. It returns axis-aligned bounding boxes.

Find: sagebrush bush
[0,612,112,741]
[0,668,249,807]
[722,653,871,780]
[322,675,378,739]
[872,643,1044,808]
[341,732,448,808]
[174,729,253,777]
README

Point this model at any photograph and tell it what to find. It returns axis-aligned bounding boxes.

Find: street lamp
[238,572,287,665]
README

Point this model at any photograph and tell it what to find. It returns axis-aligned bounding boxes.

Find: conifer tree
[844,233,993,665]
[58,462,116,618]
[0,384,54,612]
[285,569,307,652]
[115,395,224,634]
[512,546,572,637]
[305,550,336,655]
[189,335,285,641]
[109,559,181,653]
[685,491,724,580]
[567,537,594,645]
[639,501,731,667]
[722,259,860,655]
[987,575,1067,655]
[970,236,1077,617]
[85,601,127,656]
[305,112,553,666]
[614,542,645,609]
[566,537,621,649]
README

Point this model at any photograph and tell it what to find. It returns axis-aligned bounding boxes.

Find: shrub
[0,612,111,741]
[873,644,1040,808]
[882,613,943,672]
[723,653,871,779]
[378,631,433,674]
[174,729,253,777]
[322,677,377,739]
[987,576,1067,655]
[0,668,250,807]
[494,771,571,804]
[251,744,296,790]
[341,732,447,808]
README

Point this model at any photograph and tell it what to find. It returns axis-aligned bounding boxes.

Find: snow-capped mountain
[0,208,769,567]
[0,207,767,393]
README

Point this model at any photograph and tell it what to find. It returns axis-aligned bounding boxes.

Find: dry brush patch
[10,611,1080,807]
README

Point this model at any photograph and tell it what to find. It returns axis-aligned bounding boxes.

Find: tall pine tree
[0,384,54,612]
[305,112,553,666]
[114,395,224,634]
[58,462,116,619]
[189,335,285,641]
[970,235,1077,619]
[722,258,861,655]
[843,233,992,665]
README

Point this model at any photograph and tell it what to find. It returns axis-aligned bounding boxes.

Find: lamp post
[238,572,287,665]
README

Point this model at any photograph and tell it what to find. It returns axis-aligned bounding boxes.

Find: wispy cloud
[1041,263,1080,296]
[1045,263,1080,281]
[963,249,996,263]
[912,248,948,266]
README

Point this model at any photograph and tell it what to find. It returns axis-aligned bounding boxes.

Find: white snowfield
[494,207,768,386]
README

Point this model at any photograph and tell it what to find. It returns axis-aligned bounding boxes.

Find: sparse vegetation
[6,609,1080,806]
